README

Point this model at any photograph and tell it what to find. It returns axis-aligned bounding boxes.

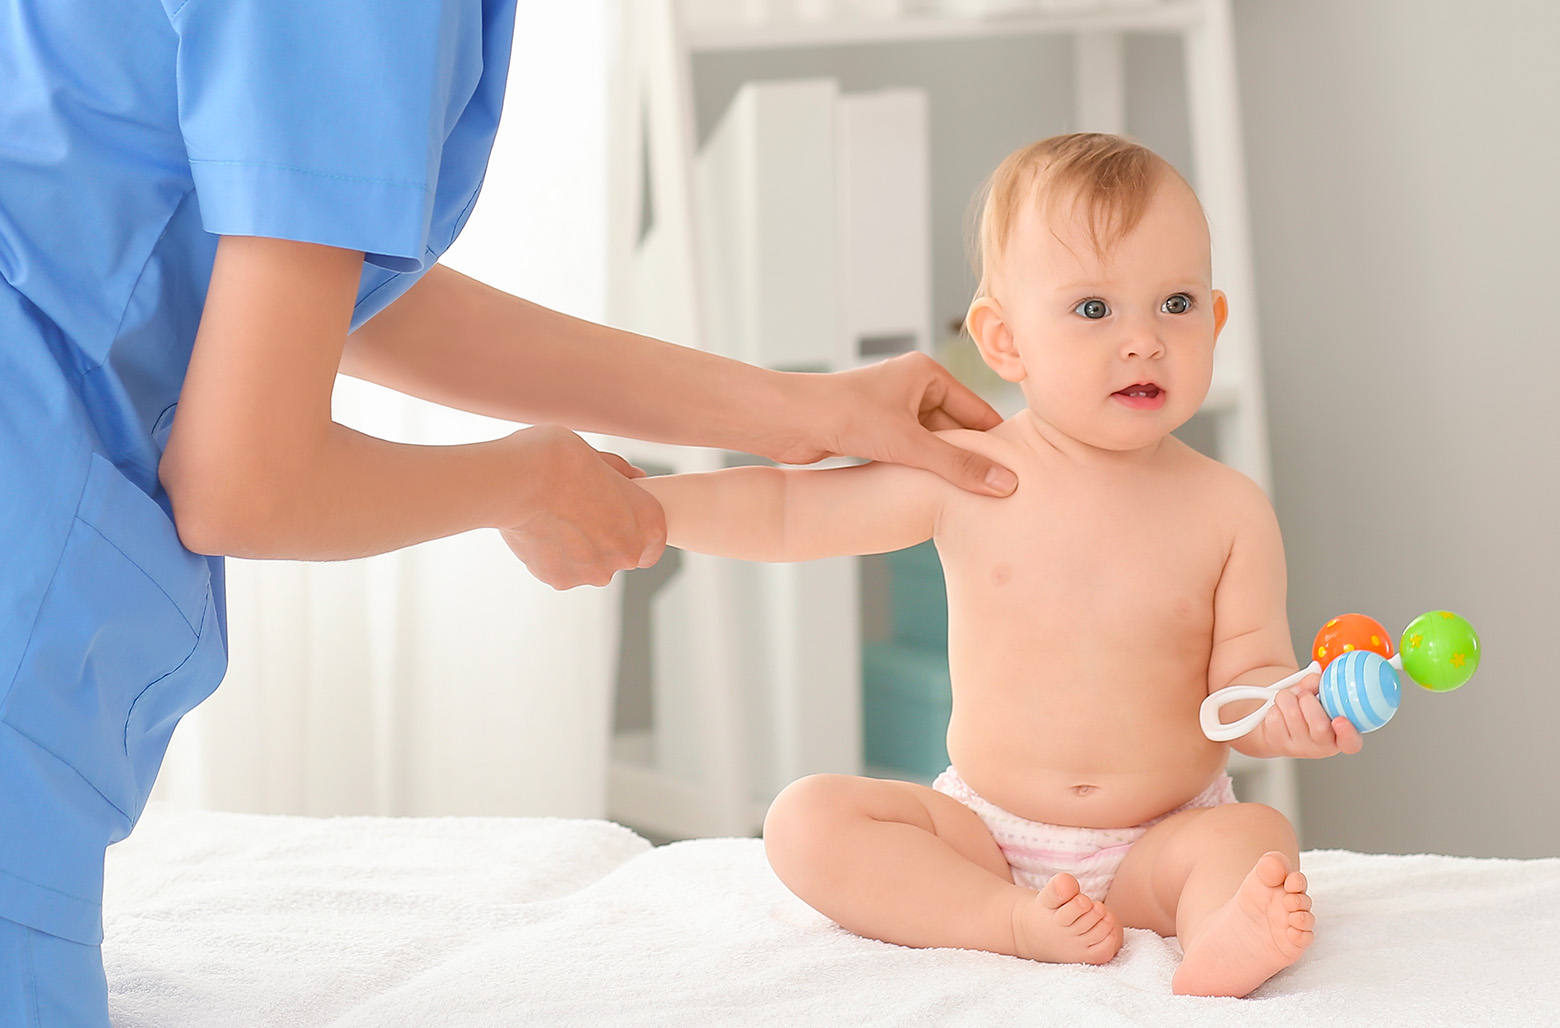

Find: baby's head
[966,133,1228,454]
[971,133,1179,305]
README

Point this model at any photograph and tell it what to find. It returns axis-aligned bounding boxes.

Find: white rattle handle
[1199,662,1320,742]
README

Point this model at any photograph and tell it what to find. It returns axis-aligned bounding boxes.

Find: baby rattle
[1199,610,1480,742]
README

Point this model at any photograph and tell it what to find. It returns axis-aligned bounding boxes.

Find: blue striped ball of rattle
[1320,650,1401,733]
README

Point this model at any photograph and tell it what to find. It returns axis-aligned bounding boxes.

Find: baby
[638,133,1362,998]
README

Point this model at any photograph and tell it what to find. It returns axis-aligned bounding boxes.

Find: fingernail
[985,467,1018,494]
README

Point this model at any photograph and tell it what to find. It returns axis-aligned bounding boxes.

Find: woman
[0,0,1016,1023]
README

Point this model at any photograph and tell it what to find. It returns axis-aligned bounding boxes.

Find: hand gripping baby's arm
[1207,474,1364,760]
[638,459,948,563]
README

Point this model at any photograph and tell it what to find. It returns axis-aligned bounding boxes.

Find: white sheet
[103,805,1560,1027]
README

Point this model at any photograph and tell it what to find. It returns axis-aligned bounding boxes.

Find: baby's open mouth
[1111,382,1167,411]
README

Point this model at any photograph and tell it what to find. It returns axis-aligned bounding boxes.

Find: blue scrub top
[0,0,516,944]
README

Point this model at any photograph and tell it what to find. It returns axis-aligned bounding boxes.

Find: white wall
[1233,0,1560,857]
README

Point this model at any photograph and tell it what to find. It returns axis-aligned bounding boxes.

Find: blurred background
[157,0,1558,859]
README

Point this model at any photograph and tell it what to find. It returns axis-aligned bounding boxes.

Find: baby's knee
[1203,802,1298,851]
[763,774,867,867]
[765,774,850,836]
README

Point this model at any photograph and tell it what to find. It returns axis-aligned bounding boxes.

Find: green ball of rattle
[1398,611,1480,692]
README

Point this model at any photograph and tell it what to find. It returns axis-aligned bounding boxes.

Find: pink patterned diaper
[931,767,1237,902]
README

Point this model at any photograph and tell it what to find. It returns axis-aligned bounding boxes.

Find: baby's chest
[941,494,1228,630]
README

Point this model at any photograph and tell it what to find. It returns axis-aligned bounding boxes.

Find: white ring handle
[1199,662,1320,742]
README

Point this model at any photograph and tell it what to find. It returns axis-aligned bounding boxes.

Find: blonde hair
[968,133,1187,305]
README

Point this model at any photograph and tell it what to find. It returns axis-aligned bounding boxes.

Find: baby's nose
[1120,328,1165,360]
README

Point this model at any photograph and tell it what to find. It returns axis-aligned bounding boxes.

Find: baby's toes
[1066,900,1108,934]
[1253,852,1292,889]
[1058,894,1102,928]
[1284,906,1316,952]
[1040,872,1082,906]
[1077,904,1121,962]
[1040,874,1095,925]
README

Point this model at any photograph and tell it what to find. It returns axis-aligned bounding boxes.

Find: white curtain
[154,0,619,818]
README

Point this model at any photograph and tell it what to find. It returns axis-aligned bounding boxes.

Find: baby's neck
[1010,409,1175,471]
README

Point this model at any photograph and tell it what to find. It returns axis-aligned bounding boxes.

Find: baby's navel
[1071,784,1100,798]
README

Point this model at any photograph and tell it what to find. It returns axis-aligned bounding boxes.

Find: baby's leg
[764,774,1121,964]
[1105,803,1313,997]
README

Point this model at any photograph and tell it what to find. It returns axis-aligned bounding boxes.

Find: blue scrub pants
[0,917,110,1028]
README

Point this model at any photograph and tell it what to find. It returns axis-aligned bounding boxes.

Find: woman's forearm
[167,420,519,560]
[340,264,800,455]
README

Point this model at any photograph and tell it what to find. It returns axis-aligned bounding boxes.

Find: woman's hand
[1253,672,1366,759]
[497,425,667,590]
[765,353,1018,497]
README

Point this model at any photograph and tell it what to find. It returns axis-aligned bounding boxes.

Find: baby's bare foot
[1172,852,1314,997]
[1012,873,1122,965]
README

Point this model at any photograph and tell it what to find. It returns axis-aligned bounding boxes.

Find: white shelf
[683,2,1202,52]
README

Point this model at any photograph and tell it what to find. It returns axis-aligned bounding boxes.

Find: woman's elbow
[159,446,283,557]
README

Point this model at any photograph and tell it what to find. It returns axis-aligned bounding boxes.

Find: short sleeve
[165,0,487,272]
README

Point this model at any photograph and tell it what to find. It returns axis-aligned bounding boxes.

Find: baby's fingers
[1331,716,1365,755]
[1272,681,1346,756]
[1270,688,1317,747]
[1291,692,1366,756]
[1294,671,1364,754]
[1294,688,1338,746]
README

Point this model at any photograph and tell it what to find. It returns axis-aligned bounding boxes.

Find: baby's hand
[1256,672,1365,758]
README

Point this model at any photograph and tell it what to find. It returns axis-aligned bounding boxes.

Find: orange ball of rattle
[1313,613,1395,669]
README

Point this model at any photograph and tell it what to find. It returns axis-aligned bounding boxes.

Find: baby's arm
[1207,474,1364,760]
[638,458,950,563]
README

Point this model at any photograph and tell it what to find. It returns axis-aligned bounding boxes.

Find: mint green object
[862,642,951,778]
[1398,611,1480,692]
[885,542,948,648]
[863,543,953,778]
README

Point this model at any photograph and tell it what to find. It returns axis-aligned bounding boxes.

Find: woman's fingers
[596,450,647,479]
[893,428,1018,497]
[903,351,1004,432]
[783,353,1016,496]
[498,427,666,588]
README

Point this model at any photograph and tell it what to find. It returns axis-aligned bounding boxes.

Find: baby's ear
[1212,290,1229,341]
[966,298,1025,383]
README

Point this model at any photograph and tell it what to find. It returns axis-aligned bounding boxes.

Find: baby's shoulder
[1166,440,1276,524]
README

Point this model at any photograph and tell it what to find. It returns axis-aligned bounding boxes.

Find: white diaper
[932,768,1237,901]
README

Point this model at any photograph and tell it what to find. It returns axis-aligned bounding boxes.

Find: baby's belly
[946,720,1230,829]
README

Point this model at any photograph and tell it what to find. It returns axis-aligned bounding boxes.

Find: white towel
[104,805,1560,1027]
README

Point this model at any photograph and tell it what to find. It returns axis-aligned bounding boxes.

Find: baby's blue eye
[1074,299,1110,320]
[1162,293,1193,314]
